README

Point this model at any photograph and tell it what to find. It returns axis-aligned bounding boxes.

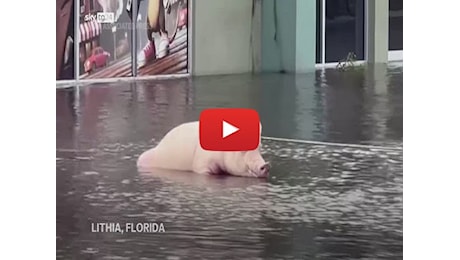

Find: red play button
[199,108,260,151]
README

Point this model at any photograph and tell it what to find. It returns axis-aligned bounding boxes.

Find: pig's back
[137,122,199,171]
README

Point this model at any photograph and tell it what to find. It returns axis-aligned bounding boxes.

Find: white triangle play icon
[222,121,239,138]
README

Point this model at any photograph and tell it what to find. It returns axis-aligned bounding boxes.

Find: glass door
[316,0,366,65]
[388,0,403,61]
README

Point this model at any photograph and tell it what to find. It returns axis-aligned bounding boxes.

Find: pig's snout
[255,162,270,177]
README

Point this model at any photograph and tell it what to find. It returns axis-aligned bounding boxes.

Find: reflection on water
[57,64,403,259]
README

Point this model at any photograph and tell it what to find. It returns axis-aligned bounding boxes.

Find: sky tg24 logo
[84,12,115,23]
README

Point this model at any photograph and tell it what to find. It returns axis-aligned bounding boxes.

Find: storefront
[56,0,190,82]
[57,0,401,83]
[315,0,403,66]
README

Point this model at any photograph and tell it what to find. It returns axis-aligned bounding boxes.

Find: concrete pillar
[367,0,389,64]
[295,0,316,73]
[261,0,296,73]
[192,0,255,76]
[251,0,263,73]
[261,0,316,73]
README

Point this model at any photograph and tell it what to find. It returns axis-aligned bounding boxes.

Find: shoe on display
[138,40,156,67]
[157,35,170,59]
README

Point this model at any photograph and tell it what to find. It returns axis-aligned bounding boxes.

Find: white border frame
[316,0,368,68]
[57,0,192,86]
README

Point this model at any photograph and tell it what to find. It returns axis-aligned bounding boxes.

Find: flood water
[56,64,403,259]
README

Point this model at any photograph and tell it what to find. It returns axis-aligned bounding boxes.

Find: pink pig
[137,121,270,178]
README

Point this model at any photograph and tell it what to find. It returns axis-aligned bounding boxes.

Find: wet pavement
[56,63,403,259]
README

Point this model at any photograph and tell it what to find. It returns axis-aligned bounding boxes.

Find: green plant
[337,52,359,71]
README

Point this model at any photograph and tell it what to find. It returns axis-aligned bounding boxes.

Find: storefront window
[56,0,75,80]
[325,0,365,63]
[136,0,189,76]
[58,0,190,81]
[389,0,403,50]
[316,0,365,64]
